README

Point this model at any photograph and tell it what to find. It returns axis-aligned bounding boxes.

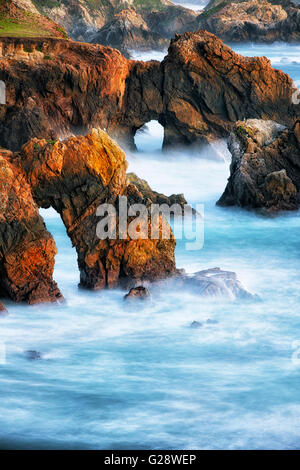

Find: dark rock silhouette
[124,286,151,300]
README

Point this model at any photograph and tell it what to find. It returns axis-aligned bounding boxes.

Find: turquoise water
[0,44,300,450]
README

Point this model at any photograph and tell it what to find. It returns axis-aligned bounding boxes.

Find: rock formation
[127,173,188,208]
[217,119,300,212]
[90,8,169,57]
[198,0,300,42]
[124,285,151,300]
[0,31,297,152]
[0,148,62,306]
[151,267,257,299]
[0,129,177,311]
[32,0,197,47]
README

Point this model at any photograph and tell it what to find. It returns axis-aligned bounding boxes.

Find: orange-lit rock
[13,129,177,291]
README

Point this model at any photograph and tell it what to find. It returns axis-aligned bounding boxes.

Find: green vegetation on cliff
[0,0,68,37]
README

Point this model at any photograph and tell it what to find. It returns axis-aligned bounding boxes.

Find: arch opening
[39,208,79,289]
[134,120,164,153]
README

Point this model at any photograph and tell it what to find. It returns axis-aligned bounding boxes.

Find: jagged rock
[186,268,256,299]
[0,149,62,304]
[127,173,188,209]
[199,0,300,43]
[145,4,197,38]
[124,286,151,300]
[0,128,176,305]
[33,0,197,45]
[90,8,169,57]
[218,119,300,212]
[13,129,177,291]
[154,267,256,300]
[0,32,297,152]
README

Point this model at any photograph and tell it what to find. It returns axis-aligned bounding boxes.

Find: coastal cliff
[0,31,298,152]
[199,0,300,42]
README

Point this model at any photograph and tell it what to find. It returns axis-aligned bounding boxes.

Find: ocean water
[172,1,205,11]
[0,45,300,450]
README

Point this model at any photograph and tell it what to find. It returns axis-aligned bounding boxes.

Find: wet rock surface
[124,286,151,301]
[153,267,257,300]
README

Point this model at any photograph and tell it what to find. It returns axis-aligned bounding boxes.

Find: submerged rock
[24,350,42,361]
[124,286,151,301]
[218,119,300,212]
[186,268,256,300]
[154,267,257,300]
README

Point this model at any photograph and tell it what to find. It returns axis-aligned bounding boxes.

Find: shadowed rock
[218,119,300,212]
[124,286,151,301]
[90,8,169,57]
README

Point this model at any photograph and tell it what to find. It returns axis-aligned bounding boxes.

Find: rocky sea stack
[218,119,300,212]
[0,129,177,310]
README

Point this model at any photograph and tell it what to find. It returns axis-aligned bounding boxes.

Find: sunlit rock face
[0,149,62,305]
[0,129,177,310]
[0,31,298,153]
[218,119,300,213]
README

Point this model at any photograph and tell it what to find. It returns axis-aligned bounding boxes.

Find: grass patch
[0,18,52,37]
[199,1,228,22]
